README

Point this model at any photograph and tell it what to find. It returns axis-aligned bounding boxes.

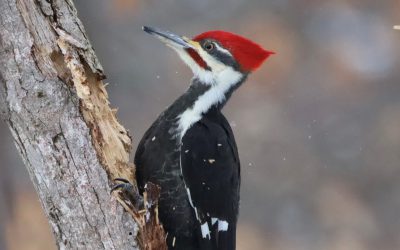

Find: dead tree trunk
[0,0,165,249]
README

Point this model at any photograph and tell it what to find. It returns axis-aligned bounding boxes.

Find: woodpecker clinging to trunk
[134,26,273,250]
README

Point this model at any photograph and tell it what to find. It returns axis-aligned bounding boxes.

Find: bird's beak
[142,26,197,50]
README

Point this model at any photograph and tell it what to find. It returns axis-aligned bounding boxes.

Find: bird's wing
[134,122,156,193]
[181,116,240,250]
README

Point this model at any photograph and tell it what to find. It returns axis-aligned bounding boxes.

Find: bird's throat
[176,69,245,139]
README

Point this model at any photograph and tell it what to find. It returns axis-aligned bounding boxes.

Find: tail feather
[198,219,236,250]
[214,221,236,250]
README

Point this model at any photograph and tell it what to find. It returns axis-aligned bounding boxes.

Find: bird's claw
[111,178,132,193]
[111,178,144,210]
[113,178,130,184]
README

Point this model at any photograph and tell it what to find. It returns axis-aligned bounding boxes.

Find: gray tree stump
[0,0,165,249]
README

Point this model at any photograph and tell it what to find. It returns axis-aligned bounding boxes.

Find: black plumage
[181,108,240,250]
[135,79,242,250]
[133,26,271,250]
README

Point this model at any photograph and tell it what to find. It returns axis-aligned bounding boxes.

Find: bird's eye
[204,42,215,51]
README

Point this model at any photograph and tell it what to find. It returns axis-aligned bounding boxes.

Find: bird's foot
[111,178,167,249]
[111,178,144,211]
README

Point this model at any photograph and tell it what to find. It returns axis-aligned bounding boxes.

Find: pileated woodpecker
[135,26,273,250]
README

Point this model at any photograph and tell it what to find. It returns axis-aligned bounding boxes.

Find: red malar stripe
[186,48,209,70]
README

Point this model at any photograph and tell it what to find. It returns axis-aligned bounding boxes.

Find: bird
[134,26,273,250]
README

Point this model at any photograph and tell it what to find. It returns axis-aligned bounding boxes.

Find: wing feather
[181,114,240,249]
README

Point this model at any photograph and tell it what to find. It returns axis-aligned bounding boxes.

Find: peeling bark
[113,182,167,250]
[0,0,165,249]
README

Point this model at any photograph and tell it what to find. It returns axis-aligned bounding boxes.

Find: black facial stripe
[213,50,240,71]
[200,39,241,71]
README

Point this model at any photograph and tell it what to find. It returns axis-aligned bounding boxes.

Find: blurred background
[1,0,399,249]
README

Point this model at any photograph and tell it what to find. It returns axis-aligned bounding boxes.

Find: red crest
[193,30,274,72]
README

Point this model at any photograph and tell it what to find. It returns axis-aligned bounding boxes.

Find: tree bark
[0,0,164,249]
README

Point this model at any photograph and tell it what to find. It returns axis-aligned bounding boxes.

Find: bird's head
[143,26,274,85]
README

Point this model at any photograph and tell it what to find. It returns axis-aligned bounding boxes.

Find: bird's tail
[213,220,236,250]
[196,219,236,250]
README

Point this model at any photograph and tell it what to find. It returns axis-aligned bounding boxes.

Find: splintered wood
[57,32,167,249]
[113,182,167,250]
[57,37,134,183]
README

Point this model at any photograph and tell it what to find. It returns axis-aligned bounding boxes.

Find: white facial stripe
[173,47,214,84]
[214,43,232,57]
[196,47,227,75]
[172,42,243,139]
[177,67,243,138]
[172,43,234,85]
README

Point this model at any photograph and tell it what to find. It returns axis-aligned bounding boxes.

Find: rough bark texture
[0,0,166,249]
[114,182,167,250]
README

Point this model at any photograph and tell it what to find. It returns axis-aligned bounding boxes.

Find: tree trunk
[0,0,164,249]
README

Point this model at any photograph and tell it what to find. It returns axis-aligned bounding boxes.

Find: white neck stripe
[177,67,243,139]
[174,48,214,84]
